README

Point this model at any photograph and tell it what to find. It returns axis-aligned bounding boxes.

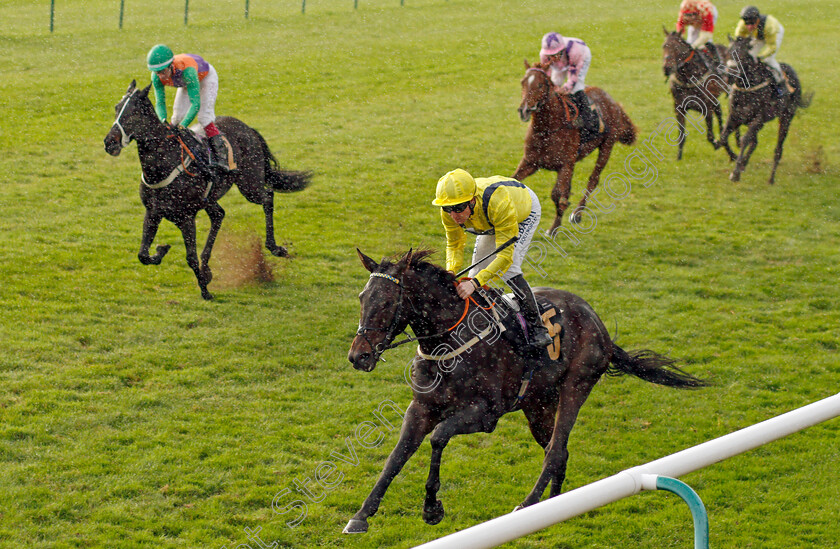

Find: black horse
[662,29,736,161]
[104,81,311,299]
[715,37,813,184]
[344,249,707,533]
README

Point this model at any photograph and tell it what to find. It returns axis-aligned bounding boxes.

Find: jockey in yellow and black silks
[433,168,552,349]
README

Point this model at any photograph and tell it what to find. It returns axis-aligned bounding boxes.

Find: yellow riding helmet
[432,169,476,206]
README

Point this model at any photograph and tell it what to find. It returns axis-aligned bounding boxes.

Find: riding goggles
[441,201,471,214]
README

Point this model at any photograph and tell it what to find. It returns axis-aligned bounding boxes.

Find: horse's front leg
[548,162,575,235]
[675,109,687,160]
[573,141,614,222]
[137,209,170,265]
[730,120,763,182]
[175,215,212,300]
[344,401,434,534]
[423,403,493,525]
[198,202,225,289]
[714,117,737,161]
[512,158,539,182]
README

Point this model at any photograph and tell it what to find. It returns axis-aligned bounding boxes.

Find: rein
[524,67,579,125]
[359,273,500,359]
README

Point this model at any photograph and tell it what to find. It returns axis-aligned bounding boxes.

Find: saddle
[473,286,564,363]
[174,125,238,172]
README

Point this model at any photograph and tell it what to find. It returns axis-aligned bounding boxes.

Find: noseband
[112,89,138,148]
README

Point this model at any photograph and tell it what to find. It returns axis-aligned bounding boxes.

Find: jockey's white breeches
[172,64,219,128]
[469,188,541,282]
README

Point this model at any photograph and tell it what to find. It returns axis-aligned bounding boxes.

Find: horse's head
[103,80,156,156]
[518,60,553,122]
[662,28,692,78]
[349,249,416,372]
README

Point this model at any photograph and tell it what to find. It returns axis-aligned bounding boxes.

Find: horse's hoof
[156,244,171,256]
[342,519,368,534]
[512,505,523,513]
[423,500,445,525]
[569,211,582,225]
[729,171,740,182]
[201,289,214,300]
[271,246,289,258]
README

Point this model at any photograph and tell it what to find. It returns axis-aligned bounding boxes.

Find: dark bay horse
[343,249,707,534]
[715,37,813,184]
[104,81,311,299]
[662,29,736,161]
[513,62,637,235]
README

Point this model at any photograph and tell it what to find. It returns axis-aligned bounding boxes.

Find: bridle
[521,67,552,115]
[355,271,500,361]
[111,89,138,148]
[355,273,410,361]
[521,67,578,123]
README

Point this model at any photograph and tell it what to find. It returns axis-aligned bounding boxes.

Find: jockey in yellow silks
[433,169,552,349]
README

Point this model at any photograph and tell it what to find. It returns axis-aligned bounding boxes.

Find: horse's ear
[727,34,733,44]
[128,79,136,92]
[524,58,531,69]
[395,248,413,274]
[139,84,151,98]
[663,26,670,36]
[357,248,379,273]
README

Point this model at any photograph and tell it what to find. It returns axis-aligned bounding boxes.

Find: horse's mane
[384,249,457,289]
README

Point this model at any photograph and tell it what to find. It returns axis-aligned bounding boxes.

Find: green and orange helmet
[147,44,174,72]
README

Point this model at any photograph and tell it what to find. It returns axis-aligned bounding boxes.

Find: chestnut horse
[513,61,637,235]
[344,249,706,534]
[104,81,311,299]
[662,29,736,161]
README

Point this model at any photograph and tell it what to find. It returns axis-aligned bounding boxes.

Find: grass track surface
[0,1,838,547]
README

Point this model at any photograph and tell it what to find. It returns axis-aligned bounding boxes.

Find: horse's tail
[607,344,708,389]
[782,64,814,109]
[252,128,312,193]
[268,169,312,193]
[615,103,638,146]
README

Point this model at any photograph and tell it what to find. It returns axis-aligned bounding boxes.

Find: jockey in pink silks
[539,32,601,142]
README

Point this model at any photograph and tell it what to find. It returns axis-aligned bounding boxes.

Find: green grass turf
[0,0,838,547]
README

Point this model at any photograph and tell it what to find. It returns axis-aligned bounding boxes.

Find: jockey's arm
[734,20,750,38]
[474,192,518,287]
[442,210,467,275]
[676,12,686,34]
[150,72,168,122]
[178,66,202,127]
[691,30,714,49]
[757,18,780,58]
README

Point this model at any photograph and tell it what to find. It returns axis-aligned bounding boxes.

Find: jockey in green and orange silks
[146,44,229,171]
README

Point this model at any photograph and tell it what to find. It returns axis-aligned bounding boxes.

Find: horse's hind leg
[423,403,493,525]
[518,373,599,508]
[262,191,289,257]
[344,401,434,534]
[768,115,792,185]
[175,216,212,300]
[138,210,171,265]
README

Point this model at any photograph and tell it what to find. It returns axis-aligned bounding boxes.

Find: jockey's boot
[569,91,600,142]
[508,274,553,350]
[208,134,231,172]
